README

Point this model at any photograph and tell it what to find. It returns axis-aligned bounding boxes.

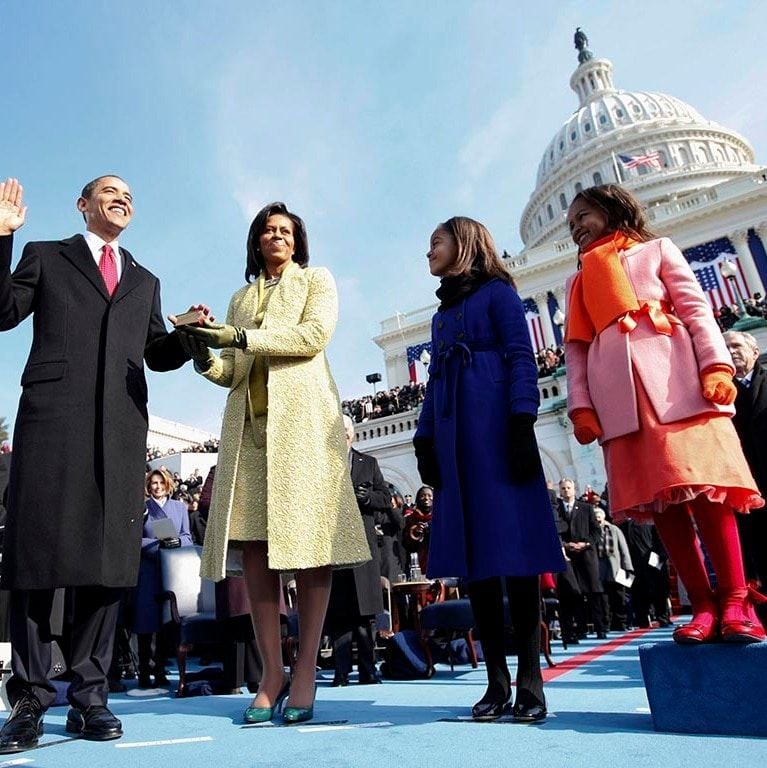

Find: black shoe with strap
[0,695,44,754]
[65,705,123,741]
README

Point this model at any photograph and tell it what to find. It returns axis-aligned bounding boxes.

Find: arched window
[552,385,559,396]
[542,388,549,399]
[547,204,554,221]
[559,193,567,211]
[678,146,690,166]
[593,171,603,185]
[575,181,583,194]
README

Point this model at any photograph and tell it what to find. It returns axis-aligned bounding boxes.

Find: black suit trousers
[7,585,122,709]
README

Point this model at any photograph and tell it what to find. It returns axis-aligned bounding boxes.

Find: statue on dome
[574,27,593,64]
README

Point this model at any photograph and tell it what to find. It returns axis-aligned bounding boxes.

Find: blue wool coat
[415,279,566,582]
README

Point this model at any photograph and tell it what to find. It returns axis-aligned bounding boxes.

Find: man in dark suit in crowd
[326,416,390,686]
[725,330,767,605]
[554,477,606,641]
[0,177,197,752]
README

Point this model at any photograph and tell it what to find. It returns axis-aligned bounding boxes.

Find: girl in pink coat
[564,183,765,644]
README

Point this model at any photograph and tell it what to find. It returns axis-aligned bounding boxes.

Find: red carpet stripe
[542,625,660,682]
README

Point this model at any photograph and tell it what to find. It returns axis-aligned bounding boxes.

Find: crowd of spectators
[535,345,565,378]
[342,383,426,423]
[146,438,219,463]
[714,293,767,331]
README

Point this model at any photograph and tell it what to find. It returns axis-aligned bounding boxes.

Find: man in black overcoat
[0,177,196,751]
[554,478,606,641]
[725,330,767,601]
[326,416,390,686]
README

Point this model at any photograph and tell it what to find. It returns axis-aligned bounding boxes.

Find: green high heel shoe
[243,674,291,724]
[282,686,317,724]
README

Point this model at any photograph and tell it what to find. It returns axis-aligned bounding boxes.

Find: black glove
[159,537,181,549]
[508,413,542,484]
[413,436,441,489]
[355,483,372,505]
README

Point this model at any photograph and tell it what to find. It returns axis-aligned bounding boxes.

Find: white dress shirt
[83,231,123,280]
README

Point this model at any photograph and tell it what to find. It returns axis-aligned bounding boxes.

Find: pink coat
[565,237,734,443]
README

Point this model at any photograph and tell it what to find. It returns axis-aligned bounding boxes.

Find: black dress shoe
[358,672,382,685]
[65,706,123,741]
[471,688,512,721]
[331,675,349,687]
[596,631,608,639]
[512,702,547,723]
[137,673,152,689]
[0,696,44,754]
[153,674,171,688]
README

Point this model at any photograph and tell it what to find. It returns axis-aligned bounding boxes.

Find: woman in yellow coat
[176,202,369,724]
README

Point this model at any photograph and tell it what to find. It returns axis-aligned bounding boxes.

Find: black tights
[467,575,544,708]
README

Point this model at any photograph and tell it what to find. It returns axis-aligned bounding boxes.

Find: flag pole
[611,152,622,183]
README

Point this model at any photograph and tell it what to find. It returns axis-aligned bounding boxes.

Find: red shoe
[720,588,767,643]
[672,602,718,644]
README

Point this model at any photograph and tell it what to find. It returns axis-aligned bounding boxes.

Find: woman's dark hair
[245,202,310,282]
[571,184,656,243]
[438,216,512,284]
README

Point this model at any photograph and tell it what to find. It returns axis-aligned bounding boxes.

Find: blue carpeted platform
[639,640,767,737]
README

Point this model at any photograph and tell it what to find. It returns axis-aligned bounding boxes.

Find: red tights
[652,495,765,641]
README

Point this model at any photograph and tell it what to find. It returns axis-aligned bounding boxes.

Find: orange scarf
[564,232,641,343]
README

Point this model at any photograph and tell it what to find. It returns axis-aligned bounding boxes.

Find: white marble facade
[360,35,767,499]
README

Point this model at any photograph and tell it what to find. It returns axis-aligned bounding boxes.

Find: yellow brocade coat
[199,263,370,580]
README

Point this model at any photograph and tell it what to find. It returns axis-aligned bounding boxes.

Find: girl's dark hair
[245,202,310,282]
[438,216,512,284]
[572,184,656,243]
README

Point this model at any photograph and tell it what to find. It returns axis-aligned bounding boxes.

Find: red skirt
[605,377,763,522]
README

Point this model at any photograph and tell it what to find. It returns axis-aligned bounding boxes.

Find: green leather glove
[183,320,248,350]
[176,329,216,371]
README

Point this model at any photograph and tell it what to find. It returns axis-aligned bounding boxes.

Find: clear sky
[1,0,765,436]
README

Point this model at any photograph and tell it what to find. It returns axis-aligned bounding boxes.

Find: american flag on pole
[406,341,432,383]
[618,151,661,170]
[684,237,750,310]
[522,298,545,352]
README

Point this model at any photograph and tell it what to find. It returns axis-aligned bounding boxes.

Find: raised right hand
[0,178,27,235]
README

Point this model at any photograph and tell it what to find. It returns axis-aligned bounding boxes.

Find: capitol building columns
[534,291,557,349]
[368,28,767,497]
[730,229,764,298]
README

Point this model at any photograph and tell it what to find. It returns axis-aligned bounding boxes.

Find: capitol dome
[520,32,761,249]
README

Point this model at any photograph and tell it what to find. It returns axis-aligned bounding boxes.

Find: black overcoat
[0,233,188,589]
[732,362,767,493]
[554,499,603,594]
[731,362,767,584]
[327,448,389,619]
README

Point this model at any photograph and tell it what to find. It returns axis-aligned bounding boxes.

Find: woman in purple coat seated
[132,468,193,688]
[413,217,565,722]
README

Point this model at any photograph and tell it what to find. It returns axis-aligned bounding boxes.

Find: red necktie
[99,244,118,296]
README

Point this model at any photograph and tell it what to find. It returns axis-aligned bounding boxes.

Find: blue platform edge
[638,641,767,737]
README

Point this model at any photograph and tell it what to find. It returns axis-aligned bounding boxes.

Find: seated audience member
[131,469,193,688]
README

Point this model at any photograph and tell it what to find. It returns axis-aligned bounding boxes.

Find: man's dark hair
[80,174,126,200]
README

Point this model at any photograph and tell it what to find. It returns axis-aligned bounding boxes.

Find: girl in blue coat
[414,216,565,721]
